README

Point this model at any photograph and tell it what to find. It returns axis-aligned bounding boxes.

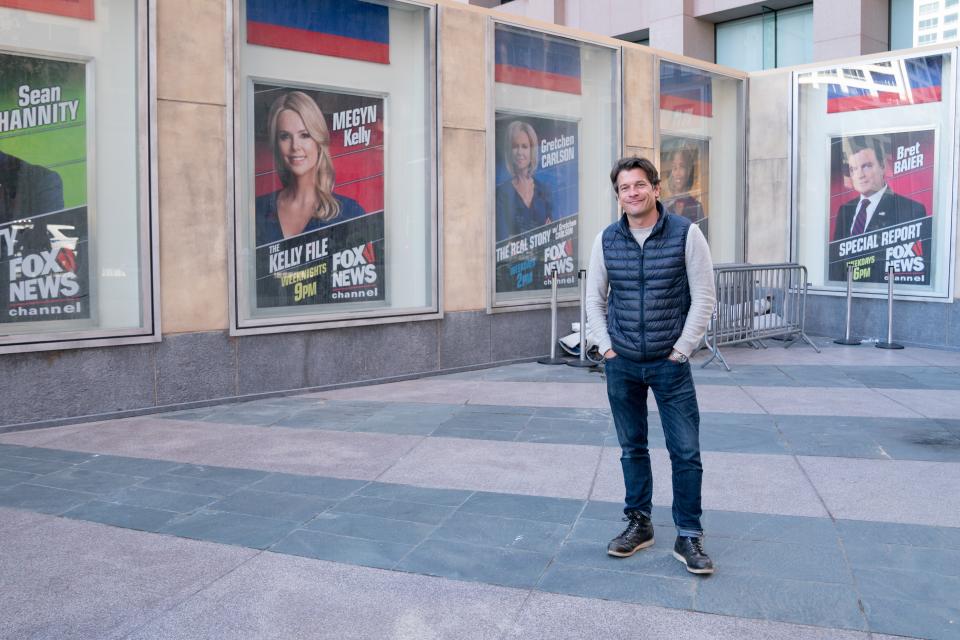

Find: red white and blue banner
[494,26,582,95]
[247,0,390,65]
[826,55,942,114]
[660,61,713,117]
[0,0,93,20]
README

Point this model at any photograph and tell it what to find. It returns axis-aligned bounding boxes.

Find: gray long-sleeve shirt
[585,218,716,358]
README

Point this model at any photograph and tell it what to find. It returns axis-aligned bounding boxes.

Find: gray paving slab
[861,595,960,640]
[331,495,455,525]
[429,511,571,554]
[29,468,144,495]
[271,529,414,570]
[554,539,688,578]
[303,511,435,546]
[591,448,829,518]
[0,453,72,475]
[125,551,528,640]
[0,511,255,640]
[877,388,960,419]
[208,489,335,522]
[249,472,367,498]
[0,468,34,488]
[397,538,553,588]
[846,542,960,578]
[75,454,182,477]
[799,456,960,527]
[160,509,299,549]
[712,538,852,584]
[742,386,925,418]
[62,500,179,532]
[694,573,867,631]
[165,462,270,484]
[105,486,218,513]
[0,483,93,514]
[458,491,584,524]
[537,563,696,609]
[854,565,960,608]
[834,518,960,549]
[379,437,601,498]
[138,473,245,498]
[6,417,423,480]
[506,591,884,640]
[355,481,473,506]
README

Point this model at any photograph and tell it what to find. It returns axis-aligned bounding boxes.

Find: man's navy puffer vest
[603,202,691,362]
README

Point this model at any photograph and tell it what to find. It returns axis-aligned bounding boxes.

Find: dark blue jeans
[604,354,703,537]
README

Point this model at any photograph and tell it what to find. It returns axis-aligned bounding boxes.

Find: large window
[233,0,437,332]
[716,4,812,72]
[658,61,743,264]
[490,23,619,307]
[0,0,155,352]
[892,0,960,49]
[794,52,955,298]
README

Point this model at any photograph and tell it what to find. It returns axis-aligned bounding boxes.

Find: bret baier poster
[252,82,385,308]
[494,112,579,294]
[827,129,934,285]
[0,51,90,322]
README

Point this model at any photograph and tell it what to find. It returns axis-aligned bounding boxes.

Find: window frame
[484,16,623,313]
[788,46,960,302]
[226,0,442,336]
[0,0,160,355]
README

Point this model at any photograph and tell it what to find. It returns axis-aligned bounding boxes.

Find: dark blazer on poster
[0,151,64,224]
[833,190,927,241]
[255,190,366,246]
[495,178,553,241]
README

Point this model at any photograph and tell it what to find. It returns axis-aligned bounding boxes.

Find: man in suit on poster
[832,137,926,241]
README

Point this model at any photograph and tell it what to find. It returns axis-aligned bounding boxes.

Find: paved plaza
[1,337,959,639]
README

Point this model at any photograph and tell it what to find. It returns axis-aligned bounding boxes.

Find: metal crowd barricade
[701,263,821,371]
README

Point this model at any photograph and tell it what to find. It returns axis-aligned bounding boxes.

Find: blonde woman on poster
[495,120,553,240]
[255,90,365,246]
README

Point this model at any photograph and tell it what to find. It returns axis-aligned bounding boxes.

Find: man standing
[586,157,716,574]
[833,137,926,241]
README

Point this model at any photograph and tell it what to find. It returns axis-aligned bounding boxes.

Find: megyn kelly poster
[251,83,385,308]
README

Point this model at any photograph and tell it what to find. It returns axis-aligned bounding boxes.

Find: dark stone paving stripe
[441,362,960,390]
[158,398,960,462]
[2,445,959,639]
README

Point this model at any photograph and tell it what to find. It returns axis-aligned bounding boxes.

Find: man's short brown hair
[610,157,660,192]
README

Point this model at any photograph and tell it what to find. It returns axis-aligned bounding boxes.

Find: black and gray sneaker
[607,512,654,557]
[672,536,715,574]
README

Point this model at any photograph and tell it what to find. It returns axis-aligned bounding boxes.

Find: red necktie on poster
[851,199,869,236]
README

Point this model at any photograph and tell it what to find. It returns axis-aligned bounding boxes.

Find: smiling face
[616,167,660,225]
[668,151,689,194]
[848,147,886,197]
[276,109,320,179]
[511,129,533,174]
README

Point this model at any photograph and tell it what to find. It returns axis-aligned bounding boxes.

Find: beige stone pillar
[157,0,229,333]
[440,5,488,312]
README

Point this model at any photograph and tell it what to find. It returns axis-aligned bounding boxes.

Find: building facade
[0,0,957,430]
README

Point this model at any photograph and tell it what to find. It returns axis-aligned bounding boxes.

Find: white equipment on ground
[558,322,604,364]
